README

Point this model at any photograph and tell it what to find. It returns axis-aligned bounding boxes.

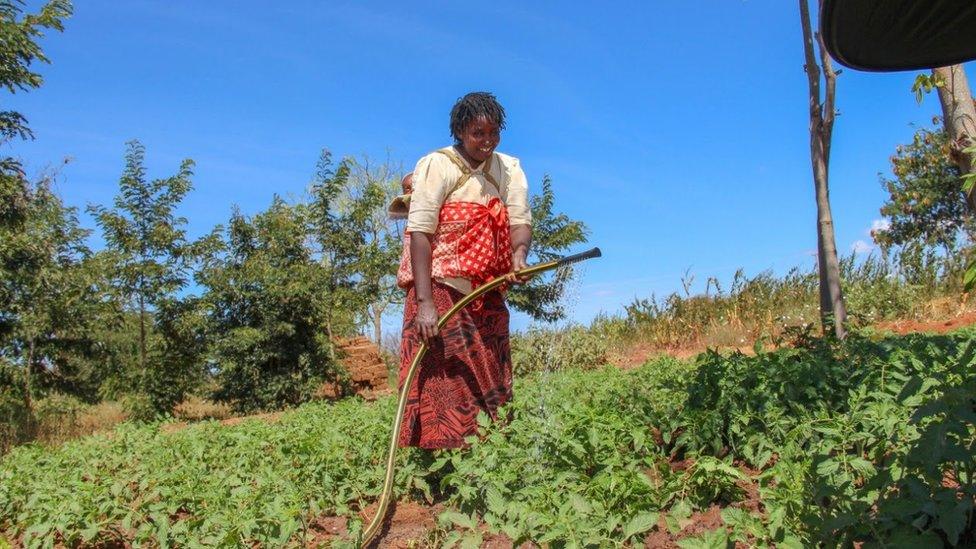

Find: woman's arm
[503,156,532,282]
[509,223,532,282]
[410,231,438,342]
[406,154,450,343]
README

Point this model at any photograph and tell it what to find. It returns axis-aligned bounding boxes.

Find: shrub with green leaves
[0,361,30,455]
[510,325,608,376]
[673,330,976,546]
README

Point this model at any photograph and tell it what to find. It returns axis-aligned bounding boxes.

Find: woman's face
[458,115,500,165]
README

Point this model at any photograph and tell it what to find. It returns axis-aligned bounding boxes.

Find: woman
[397,92,532,449]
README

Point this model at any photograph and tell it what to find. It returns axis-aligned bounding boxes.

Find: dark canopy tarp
[821,0,976,71]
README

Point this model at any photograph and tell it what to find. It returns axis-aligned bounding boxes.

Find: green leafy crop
[2,330,974,546]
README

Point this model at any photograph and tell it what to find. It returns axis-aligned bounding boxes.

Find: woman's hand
[416,297,439,343]
[506,247,532,284]
[409,232,438,344]
[507,224,532,285]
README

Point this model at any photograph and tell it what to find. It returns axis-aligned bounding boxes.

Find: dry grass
[2,395,236,455]
[172,395,233,422]
[916,294,973,320]
[594,249,972,365]
[700,322,755,349]
[33,398,127,446]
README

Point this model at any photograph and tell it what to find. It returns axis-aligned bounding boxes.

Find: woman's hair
[449,92,506,143]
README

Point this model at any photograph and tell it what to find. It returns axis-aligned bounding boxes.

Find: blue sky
[7,1,967,332]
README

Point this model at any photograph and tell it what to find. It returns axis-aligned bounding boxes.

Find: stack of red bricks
[317,336,393,400]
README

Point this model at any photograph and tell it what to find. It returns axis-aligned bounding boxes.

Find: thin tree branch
[799,0,822,129]
[817,25,837,166]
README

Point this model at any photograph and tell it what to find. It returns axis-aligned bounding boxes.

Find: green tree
[0,0,72,442]
[201,199,340,412]
[0,0,71,179]
[1,0,74,314]
[0,172,91,413]
[88,141,201,411]
[40,250,126,402]
[874,125,973,255]
[306,151,381,343]
[345,156,403,344]
[507,175,588,322]
[911,67,976,211]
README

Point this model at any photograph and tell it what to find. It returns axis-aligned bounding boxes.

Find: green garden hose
[360,247,602,547]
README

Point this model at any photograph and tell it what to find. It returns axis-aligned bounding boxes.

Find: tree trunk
[932,65,976,211]
[800,0,848,339]
[24,338,35,413]
[371,303,384,346]
[23,338,36,438]
[813,149,847,338]
[138,293,146,379]
[325,320,336,361]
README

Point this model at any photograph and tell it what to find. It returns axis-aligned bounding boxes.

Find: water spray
[360,247,602,547]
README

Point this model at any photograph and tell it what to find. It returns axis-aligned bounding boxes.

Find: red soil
[307,501,438,548]
[612,342,760,369]
[874,310,976,335]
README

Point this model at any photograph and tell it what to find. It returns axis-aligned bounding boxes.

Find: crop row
[1,329,975,547]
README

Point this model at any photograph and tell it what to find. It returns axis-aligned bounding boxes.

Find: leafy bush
[673,330,976,546]
[510,325,608,376]
[120,393,158,423]
[0,398,417,547]
[32,394,85,445]
[0,361,31,455]
[438,360,694,545]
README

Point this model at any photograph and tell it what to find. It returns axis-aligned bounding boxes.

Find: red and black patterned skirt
[398,282,513,449]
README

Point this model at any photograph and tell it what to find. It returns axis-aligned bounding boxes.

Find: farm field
[2,328,974,547]
[4,1,976,548]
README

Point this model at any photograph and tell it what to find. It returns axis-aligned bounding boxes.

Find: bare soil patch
[308,501,439,548]
[611,342,760,369]
[874,310,976,335]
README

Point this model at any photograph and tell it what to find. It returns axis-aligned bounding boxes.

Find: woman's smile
[458,115,501,165]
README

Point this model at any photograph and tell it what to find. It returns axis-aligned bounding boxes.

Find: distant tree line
[3,138,588,418]
[0,1,589,424]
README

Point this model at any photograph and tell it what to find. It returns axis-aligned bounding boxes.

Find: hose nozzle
[514,247,603,279]
[557,247,602,267]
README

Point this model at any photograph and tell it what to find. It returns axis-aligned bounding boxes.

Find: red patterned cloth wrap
[397,198,513,291]
[398,282,512,448]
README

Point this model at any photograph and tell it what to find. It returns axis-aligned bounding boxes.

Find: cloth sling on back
[388,148,499,218]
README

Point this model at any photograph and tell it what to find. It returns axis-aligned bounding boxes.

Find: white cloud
[852,240,874,254]
[869,219,891,235]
